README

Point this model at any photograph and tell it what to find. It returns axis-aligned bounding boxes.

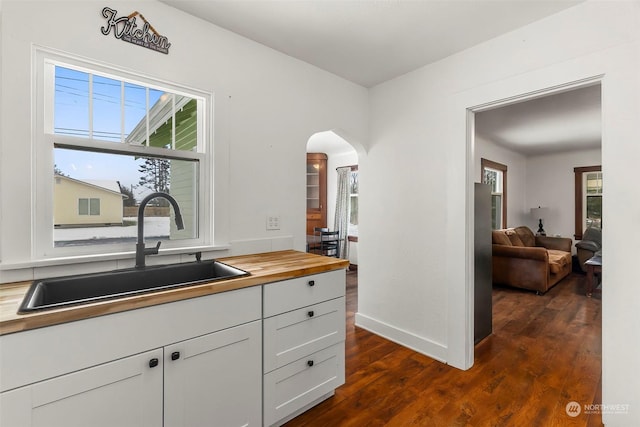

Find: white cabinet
[0,287,262,427]
[0,267,347,427]
[0,349,163,427]
[1,322,262,427]
[263,269,346,427]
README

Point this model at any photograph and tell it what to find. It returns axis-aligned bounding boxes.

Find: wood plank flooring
[285,271,602,426]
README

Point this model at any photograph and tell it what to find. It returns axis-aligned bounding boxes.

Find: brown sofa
[492,226,572,294]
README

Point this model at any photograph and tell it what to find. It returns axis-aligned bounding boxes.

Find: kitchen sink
[18,260,250,313]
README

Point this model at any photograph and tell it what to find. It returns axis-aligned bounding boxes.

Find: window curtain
[334,167,351,259]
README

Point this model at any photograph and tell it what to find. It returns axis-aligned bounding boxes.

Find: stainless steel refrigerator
[474,183,492,344]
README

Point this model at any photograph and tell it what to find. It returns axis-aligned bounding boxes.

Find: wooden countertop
[0,250,349,336]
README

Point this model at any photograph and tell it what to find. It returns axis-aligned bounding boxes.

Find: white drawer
[263,343,345,427]
[264,297,345,373]
[263,269,345,317]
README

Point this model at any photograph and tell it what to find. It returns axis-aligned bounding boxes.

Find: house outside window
[481,158,508,229]
[34,49,212,258]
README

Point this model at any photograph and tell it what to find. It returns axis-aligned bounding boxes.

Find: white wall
[0,0,367,281]
[360,2,640,425]
[526,148,601,240]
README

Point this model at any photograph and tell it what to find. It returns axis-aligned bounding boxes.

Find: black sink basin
[19,260,250,313]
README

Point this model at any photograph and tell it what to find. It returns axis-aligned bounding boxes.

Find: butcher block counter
[0,250,349,336]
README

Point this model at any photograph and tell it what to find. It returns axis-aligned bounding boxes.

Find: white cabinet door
[164,320,262,427]
[0,349,163,427]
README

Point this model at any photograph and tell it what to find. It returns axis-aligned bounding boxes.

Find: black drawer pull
[308,310,315,317]
[149,358,159,368]
[307,360,314,367]
[308,280,315,287]
[171,351,180,361]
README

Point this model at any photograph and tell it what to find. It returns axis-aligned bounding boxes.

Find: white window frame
[481,158,507,230]
[573,165,601,240]
[33,48,213,260]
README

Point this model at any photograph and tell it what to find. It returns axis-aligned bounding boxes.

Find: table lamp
[530,206,549,236]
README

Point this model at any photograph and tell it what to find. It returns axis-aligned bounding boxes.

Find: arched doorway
[306,130,359,266]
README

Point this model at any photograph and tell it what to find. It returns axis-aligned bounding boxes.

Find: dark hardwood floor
[285,270,602,426]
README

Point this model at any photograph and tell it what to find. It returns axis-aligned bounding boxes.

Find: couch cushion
[492,230,512,246]
[547,249,571,274]
[505,229,525,246]
[514,226,536,247]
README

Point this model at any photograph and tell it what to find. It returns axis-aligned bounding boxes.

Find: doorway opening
[306,130,360,268]
[467,78,603,406]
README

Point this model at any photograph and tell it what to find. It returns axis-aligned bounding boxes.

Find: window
[481,158,508,229]
[574,165,602,239]
[34,49,211,258]
[349,167,358,235]
[79,198,100,216]
[585,171,603,229]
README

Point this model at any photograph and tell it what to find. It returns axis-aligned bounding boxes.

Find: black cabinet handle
[308,280,315,287]
[307,360,314,367]
[149,358,159,368]
[171,351,180,361]
[308,310,315,317]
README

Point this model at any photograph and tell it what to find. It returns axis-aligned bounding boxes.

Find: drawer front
[264,297,345,373]
[263,269,345,317]
[263,343,345,427]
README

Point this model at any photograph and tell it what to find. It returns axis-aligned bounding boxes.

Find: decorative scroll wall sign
[101,7,171,54]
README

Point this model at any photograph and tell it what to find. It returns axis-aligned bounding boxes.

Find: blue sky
[54,66,164,198]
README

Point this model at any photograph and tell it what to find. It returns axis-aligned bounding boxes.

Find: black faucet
[135,192,184,269]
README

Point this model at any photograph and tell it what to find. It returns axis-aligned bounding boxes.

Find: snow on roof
[83,180,122,194]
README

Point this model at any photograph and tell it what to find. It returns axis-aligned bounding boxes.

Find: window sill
[0,244,231,272]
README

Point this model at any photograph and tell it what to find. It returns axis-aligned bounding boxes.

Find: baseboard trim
[355,312,447,364]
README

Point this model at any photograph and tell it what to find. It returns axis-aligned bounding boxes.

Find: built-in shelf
[306,153,327,234]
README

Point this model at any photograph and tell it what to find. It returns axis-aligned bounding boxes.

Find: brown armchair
[575,227,602,273]
[492,226,572,294]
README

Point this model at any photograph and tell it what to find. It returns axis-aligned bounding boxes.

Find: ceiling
[160,0,599,156]
[475,84,601,156]
[159,0,583,88]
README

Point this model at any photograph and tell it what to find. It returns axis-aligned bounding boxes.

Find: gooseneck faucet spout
[135,192,184,269]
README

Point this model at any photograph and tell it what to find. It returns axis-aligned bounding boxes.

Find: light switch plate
[266,215,280,230]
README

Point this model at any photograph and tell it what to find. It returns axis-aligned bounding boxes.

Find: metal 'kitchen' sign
[101,7,171,54]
